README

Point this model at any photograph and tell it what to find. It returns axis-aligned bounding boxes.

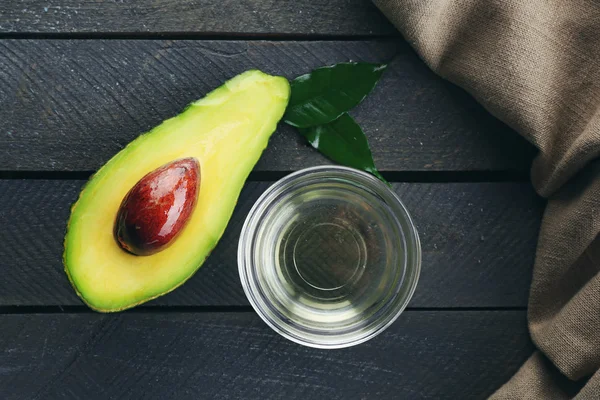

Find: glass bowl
[238,166,421,348]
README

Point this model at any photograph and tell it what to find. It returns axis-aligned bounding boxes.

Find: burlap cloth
[372,1,600,398]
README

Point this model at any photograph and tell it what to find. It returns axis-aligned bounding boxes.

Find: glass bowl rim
[238,165,422,349]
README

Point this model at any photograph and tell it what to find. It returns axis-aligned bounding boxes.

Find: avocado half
[64,70,290,312]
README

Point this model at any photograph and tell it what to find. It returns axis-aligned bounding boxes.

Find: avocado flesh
[64,70,290,312]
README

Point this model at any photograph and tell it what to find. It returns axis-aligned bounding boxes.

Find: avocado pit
[114,157,200,256]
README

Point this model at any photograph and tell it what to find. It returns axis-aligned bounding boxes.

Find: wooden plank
[0,0,396,36]
[0,311,532,399]
[0,180,543,307]
[0,39,536,172]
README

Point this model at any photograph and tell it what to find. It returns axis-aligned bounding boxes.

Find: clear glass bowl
[238,166,421,348]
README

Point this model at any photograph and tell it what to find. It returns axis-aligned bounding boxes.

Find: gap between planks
[0,170,531,183]
[0,305,527,315]
[0,32,399,41]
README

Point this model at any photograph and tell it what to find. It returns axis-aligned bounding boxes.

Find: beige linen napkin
[372,1,600,398]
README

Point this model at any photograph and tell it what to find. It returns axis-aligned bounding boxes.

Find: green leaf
[284,62,387,128]
[299,113,387,184]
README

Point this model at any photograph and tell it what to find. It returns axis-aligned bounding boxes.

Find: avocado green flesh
[64,70,290,312]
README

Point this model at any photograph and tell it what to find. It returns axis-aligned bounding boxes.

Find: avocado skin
[63,70,290,312]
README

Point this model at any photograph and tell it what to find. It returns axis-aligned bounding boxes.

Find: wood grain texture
[0,311,532,400]
[0,39,536,172]
[0,0,396,36]
[0,180,543,307]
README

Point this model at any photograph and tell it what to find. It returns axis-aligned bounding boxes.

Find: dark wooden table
[0,1,542,399]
